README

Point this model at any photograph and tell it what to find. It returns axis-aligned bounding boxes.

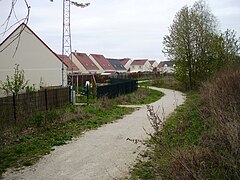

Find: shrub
[200,66,240,179]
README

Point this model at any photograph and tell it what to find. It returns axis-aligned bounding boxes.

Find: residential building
[0,23,67,93]
[71,52,99,74]
[158,61,175,74]
[149,60,158,71]
[130,59,152,72]
[89,54,115,74]
[57,54,79,74]
[107,58,127,73]
[119,58,132,72]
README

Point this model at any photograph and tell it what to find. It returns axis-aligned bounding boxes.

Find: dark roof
[57,54,79,71]
[131,59,148,66]
[73,52,99,71]
[107,58,127,71]
[158,61,173,67]
[90,54,115,71]
[149,60,157,65]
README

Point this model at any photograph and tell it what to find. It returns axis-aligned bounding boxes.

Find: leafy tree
[0,64,29,95]
[163,0,240,90]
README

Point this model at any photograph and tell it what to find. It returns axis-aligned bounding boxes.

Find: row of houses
[0,23,174,93]
[59,52,175,75]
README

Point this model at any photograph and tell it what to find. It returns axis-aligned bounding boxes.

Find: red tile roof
[119,58,131,65]
[131,59,148,66]
[90,54,115,71]
[57,54,79,71]
[73,52,99,71]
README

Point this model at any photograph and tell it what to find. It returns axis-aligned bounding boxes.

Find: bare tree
[0,0,31,54]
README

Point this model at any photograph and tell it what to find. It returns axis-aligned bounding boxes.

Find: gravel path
[3,87,185,180]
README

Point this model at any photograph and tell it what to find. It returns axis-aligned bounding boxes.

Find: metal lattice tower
[61,0,72,86]
[60,0,90,86]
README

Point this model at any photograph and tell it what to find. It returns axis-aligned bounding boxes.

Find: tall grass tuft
[200,66,240,179]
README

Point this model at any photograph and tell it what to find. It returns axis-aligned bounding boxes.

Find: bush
[200,66,240,179]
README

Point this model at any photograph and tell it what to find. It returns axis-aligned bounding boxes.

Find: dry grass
[199,66,240,179]
[130,66,240,179]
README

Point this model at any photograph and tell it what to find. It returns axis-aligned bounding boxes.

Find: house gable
[72,52,99,74]
[0,23,67,87]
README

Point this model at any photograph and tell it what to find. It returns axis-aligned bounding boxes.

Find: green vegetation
[0,86,163,177]
[163,0,240,90]
[139,76,184,91]
[130,67,240,179]
[130,92,204,179]
[0,64,30,95]
[114,87,164,105]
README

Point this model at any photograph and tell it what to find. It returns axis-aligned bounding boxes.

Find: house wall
[159,66,175,74]
[130,61,152,72]
[71,54,88,74]
[0,25,67,89]
[89,55,104,73]
[151,61,158,68]
[124,60,132,71]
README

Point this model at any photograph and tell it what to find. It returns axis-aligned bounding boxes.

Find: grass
[130,67,240,179]
[130,92,205,179]
[114,87,164,105]
[0,86,164,178]
[139,76,185,91]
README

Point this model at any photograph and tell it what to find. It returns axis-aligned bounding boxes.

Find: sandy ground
[3,87,185,180]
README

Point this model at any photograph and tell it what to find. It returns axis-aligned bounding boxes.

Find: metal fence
[97,78,138,99]
[0,87,70,130]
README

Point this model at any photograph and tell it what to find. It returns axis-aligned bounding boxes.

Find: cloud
[0,0,240,61]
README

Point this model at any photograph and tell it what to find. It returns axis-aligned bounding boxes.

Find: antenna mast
[60,0,90,86]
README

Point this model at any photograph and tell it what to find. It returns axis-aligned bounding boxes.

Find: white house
[119,58,132,72]
[71,52,99,74]
[149,60,158,71]
[0,23,67,94]
[130,59,152,72]
[89,54,115,74]
[157,61,175,74]
[57,54,79,74]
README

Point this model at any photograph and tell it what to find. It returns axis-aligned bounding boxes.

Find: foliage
[0,64,29,95]
[0,86,163,177]
[163,0,240,90]
[130,67,240,179]
[130,92,205,179]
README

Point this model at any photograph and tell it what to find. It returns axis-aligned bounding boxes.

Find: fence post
[13,92,17,124]
[45,89,48,111]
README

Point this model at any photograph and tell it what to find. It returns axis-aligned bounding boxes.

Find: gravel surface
[3,87,185,180]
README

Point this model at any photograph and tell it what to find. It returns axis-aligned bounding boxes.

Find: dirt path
[3,87,185,180]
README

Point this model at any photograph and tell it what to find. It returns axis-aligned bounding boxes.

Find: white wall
[0,24,67,89]
[124,60,132,71]
[130,61,152,72]
[72,54,88,74]
[89,55,104,74]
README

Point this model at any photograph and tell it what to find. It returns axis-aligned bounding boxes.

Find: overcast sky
[0,0,240,61]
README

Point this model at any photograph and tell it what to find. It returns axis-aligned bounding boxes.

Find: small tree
[163,0,239,90]
[0,64,29,95]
